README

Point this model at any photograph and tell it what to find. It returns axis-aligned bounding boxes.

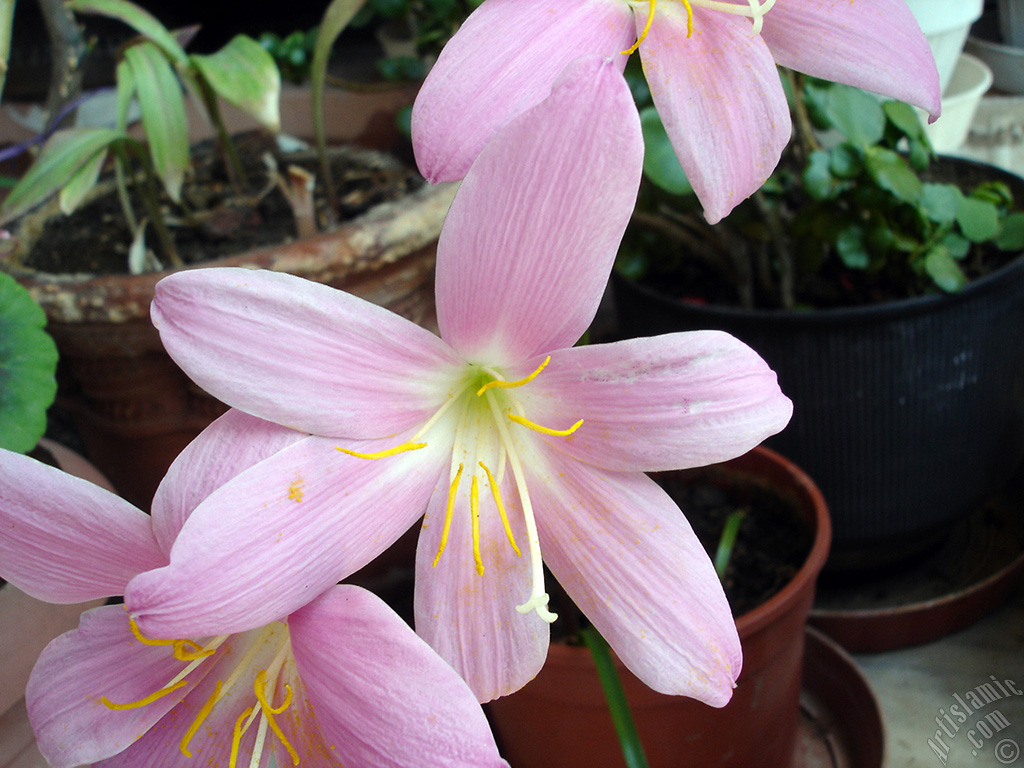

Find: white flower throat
[336,355,582,624]
[624,0,777,53]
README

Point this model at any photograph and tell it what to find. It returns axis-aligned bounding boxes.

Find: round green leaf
[956,196,1001,243]
[803,149,836,201]
[835,223,871,269]
[923,247,968,292]
[827,84,886,146]
[0,273,58,453]
[995,212,1024,251]
[640,106,692,196]
[865,146,922,203]
[883,100,925,141]
[829,142,863,180]
[921,183,961,225]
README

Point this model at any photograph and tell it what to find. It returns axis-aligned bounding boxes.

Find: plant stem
[111,143,139,233]
[195,76,248,193]
[128,141,182,268]
[0,0,15,102]
[580,626,650,768]
[714,508,747,581]
[39,0,86,129]
[753,189,795,309]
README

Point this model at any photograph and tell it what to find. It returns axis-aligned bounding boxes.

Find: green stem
[112,143,139,234]
[580,626,649,768]
[195,75,248,193]
[127,141,182,268]
[714,509,747,581]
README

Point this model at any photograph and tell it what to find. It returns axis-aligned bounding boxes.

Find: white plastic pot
[904,0,985,93]
[923,53,993,152]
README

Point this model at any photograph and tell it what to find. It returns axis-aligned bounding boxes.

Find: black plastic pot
[614,192,1024,570]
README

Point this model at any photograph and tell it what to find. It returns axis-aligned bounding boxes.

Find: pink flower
[411,0,941,223]
[0,411,507,768]
[133,56,792,704]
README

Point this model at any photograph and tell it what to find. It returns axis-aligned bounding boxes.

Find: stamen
[508,413,583,437]
[470,474,484,575]
[335,441,426,460]
[476,356,551,395]
[101,680,187,710]
[180,681,223,756]
[229,706,256,768]
[254,670,299,766]
[128,616,175,648]
[622,0,658,54]
[432,463,464,567]
[173,638,216,661]
[681,0,694,37]
[479,461,521,557]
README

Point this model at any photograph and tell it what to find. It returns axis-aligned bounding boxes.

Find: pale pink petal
[640,4,791,224]
[0,449,164,602]
[152,267,463,438]
[519,332,792,472]
[96,625,285,768]
[151,409,308,555]
[289,585,508,767]
[761,0,940,119]
[435,55,643,364]
[528,448,741,704]
[126,433,449,638]
[412,0,634,182]
[414,469,548,702]
[272,658,345,768]
[27,605,195,768]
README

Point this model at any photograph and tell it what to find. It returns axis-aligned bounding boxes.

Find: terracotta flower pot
[6,166,456,509]
[486,446,831,768]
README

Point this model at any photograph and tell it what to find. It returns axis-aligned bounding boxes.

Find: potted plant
[614,73,1024,569]
[486,446,832,768]
[0,0,456,508]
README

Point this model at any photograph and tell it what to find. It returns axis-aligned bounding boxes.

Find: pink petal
[413,470,548,702]
[0,449,164,602]
[95,624,287,768]
[435,55,643,364]
[412,0,634,182]
[520,332,792,472]
[152,267,463,438]
[640,4,792,224]
[528,448,741,704]
[761,0,940,120]
[126,433,449,638]
[288,585,508,767]
[151,409,308,555]
[27,605,195,768]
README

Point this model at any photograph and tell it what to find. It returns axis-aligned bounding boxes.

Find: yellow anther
[470,474,484,576]
[173,638,216,661]
[229,706,256,768]
[433,463,464,567]
[508,413,583,437]
[476,356,551,396]
[101,680,188,711]
[254,670,299,766]
[335,441,426,460]
[180,681,223,756]
[128,616,176,648]
[479,462,521,557]
[622,0,659,55]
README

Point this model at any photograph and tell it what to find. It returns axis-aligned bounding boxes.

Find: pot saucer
[795,627,884,768]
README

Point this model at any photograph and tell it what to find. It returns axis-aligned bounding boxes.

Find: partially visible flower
[0,410,507,768]
[131,56,791,704]
[411,0,941,223]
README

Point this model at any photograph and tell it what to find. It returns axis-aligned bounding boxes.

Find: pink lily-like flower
[0,411,508,768]
[131,56,792,704]
[411,0,942,223]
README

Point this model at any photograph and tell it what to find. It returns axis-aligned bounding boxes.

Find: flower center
[101,616,298,767]
[335,356,582,624]
[623,0,777,54]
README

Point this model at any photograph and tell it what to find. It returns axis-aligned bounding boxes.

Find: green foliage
[258,29,319,84]
[0,274,58,453]
[636,75,1024,304]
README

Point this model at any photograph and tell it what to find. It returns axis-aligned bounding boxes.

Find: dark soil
[23,132,423,275]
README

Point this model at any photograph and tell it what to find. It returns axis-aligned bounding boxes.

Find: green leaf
[59,147,108,214]
[826,84,886,146]
[865,146,922,203]
[803,149,836,201]
[835,224,871,269]
[920,183,961,225]
[125,41,189,203]
[956,196,1001,243]
[828,142,863,179]
[995,212,1024,251]
[115,57,137,132]
[67,0,187,64]
[0,273,58,453]
[883,100,926,141]
[191,35,281,132]
[0,127,124,222]
[923,247,968,292]
[640,106,692,196]
[970,181,1013,209]
[943,232,971,260]
[312,0,370,161]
